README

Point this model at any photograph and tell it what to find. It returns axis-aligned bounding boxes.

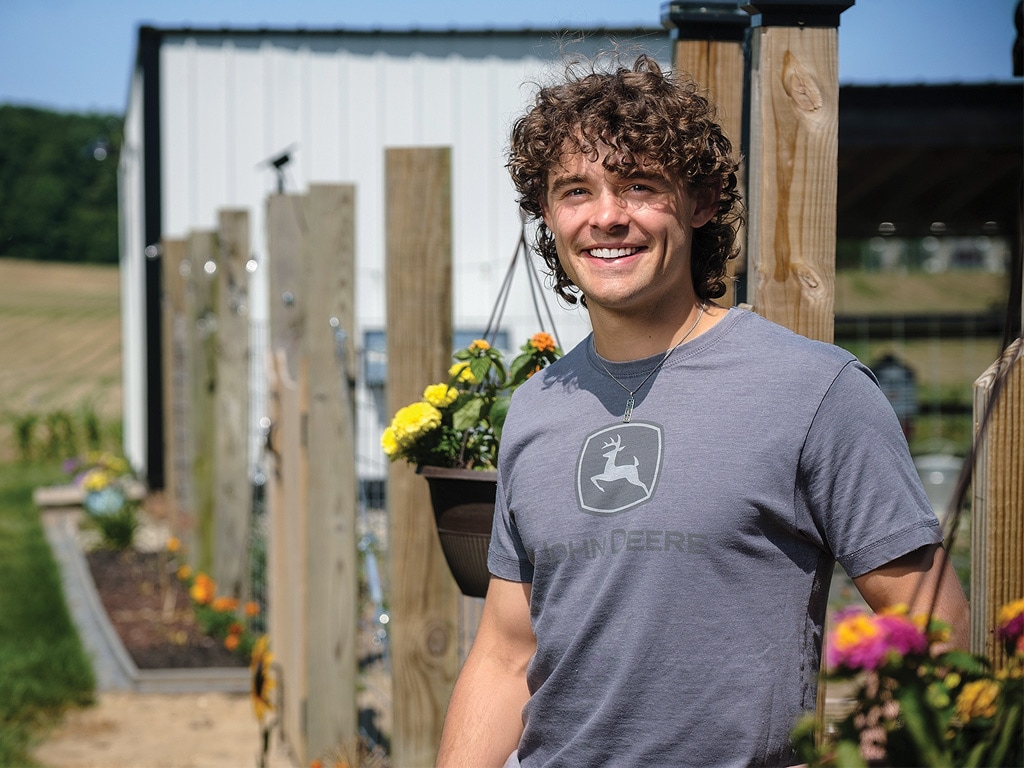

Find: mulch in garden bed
[86,548,246,670]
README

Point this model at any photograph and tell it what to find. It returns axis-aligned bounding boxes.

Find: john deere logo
[577,423,662,514]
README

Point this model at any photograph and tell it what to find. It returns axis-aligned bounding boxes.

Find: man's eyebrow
[547,173,588,194]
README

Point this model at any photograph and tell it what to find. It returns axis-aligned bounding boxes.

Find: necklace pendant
[623,395,635,423]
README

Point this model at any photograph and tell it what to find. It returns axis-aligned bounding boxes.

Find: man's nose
[589,189,628,231]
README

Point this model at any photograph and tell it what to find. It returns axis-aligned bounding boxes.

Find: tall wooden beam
[303,183,359,758]
[186,230,218,573]
[265,192,310,762]
[213,209,253,599]
[663,1,750,308]
[386,147,459,767]
[743,0,853,340]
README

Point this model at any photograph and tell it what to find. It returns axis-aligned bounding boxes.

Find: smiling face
[540,142,717,326]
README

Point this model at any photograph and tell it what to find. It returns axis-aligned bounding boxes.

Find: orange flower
[468,338,490,351]
[530,332,556,353]
[244,601,261,617]
[224,634,240,651]
[212,595,239,613]
[176,564,192,581]
[166,536,181,553]
[228,622,244,636]
[189,573,216,605]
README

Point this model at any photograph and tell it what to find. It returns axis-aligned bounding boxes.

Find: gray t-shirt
[488,308,942,767]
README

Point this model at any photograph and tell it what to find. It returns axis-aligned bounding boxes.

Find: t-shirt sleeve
[797,360,943,579]
[487,468,534,583]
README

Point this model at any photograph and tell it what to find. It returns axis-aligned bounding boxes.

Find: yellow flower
[177,564,192,581]
[250,635,276,722]
[166,536,181,553]
[423,383,458,408]
[190,573,216,605]
[380,426,400,457]
[390,402,442,447]
[81,468,112,492]
[469,339,490,351]
[530,331,557,353]
[449,361,477,385]
[997,598,1024,626]
[833,612,881,650]
[955,678,1000,721]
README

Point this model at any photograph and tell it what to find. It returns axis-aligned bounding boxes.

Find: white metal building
[119,25,672,485]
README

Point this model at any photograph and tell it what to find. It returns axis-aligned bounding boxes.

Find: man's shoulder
[730,307,857,366]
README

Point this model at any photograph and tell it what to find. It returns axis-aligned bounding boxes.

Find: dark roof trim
[136,23,666,39]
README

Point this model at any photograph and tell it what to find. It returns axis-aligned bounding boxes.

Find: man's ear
[690,185,720,228]
[539,194,552,230]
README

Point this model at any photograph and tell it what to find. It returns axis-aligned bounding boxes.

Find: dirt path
[32,691,296,768]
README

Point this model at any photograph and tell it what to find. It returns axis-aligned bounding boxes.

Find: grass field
[0,259,122,462]
[0,257,1010,463]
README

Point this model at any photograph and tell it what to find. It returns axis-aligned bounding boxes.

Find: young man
[437,55,968,767]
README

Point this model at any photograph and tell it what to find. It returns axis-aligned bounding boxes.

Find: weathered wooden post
[160,237,188,536]
[302,183,359,758]
[265,192,309,760]
[743,0,853,341]
[213,209,252,599]
[386,147,460,767]
[972,336,1024,670]
[187,230,219,571]
[265,185,360,763]
[662,1,750,308]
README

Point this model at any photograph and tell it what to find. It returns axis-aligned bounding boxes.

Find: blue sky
[0,0,1019,113]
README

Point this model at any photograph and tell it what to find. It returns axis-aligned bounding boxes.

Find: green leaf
[451,399,484,432]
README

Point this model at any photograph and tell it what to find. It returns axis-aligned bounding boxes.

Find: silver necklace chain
[596,302,707,423]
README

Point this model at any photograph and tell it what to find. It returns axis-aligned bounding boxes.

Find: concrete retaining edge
[42,508,250,695]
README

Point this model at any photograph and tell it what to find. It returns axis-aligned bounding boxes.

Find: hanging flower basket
[418,465,497,599]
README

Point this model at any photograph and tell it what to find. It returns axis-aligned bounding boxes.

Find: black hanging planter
[417,465,497,599]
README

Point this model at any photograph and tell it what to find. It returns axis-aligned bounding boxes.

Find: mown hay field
[0,258,122,461]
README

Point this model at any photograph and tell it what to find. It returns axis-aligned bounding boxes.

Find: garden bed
[85,547,245,670]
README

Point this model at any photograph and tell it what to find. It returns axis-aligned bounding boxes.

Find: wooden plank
[673,36,747,308]
[303,183,359,758]
[971,337,1024,670]
[745,23,840,340]
[186,230,218,572]
[160,238,188,536]
[265,193,309,763]
[386,147,459,767]
[213,209,252,599]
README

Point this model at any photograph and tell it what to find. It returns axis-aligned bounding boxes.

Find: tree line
[0,104,121,264]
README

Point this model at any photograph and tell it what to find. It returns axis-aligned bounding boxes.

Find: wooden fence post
[743,0,853,340]
[265,192,310,763]
[213,209,252,599]
[303,183,359,759]
[386,147,459,767]
[187,230,218,572]
[663,1,750,308]
[160,238,188,536]
[972,338,1024,670]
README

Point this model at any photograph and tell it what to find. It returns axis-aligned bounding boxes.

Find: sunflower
[250,635,276,723]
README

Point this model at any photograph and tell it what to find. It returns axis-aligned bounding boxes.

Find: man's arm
[437,576,535,768]
[852,543,970,649]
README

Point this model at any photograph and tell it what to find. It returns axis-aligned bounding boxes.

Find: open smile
[585,246,645,260]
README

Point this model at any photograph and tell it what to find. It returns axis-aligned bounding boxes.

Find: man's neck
[591,301,724,362]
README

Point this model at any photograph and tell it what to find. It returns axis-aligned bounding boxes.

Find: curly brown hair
[507,54,742,305]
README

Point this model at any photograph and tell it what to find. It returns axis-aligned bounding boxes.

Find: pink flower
[828,606,929,671]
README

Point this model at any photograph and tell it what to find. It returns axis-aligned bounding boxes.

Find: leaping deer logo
[591,434,650,495]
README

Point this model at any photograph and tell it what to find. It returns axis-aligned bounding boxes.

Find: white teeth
[589,247,639,259]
